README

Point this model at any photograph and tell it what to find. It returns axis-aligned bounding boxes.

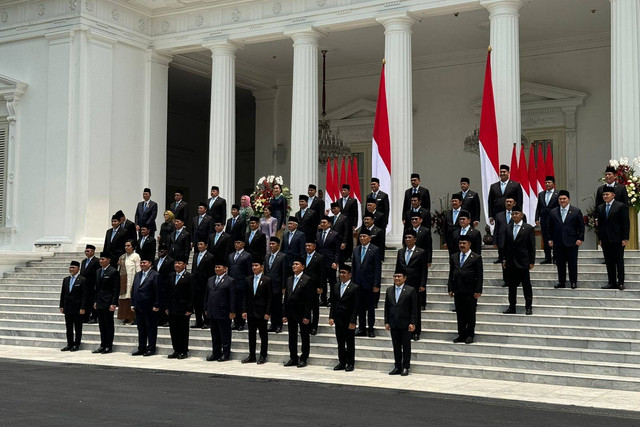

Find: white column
[204,40,240,209]
[481,0,523,166]
[611,0,640,158]
[377,14,416,248]
[253,88,278,180]
[285,28,322,199]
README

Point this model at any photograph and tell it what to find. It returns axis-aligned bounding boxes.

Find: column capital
[202,39,242,56]
[376,12,418,31]
[285,27,324,44]
[146,50,173,66]
[481,0,523,16]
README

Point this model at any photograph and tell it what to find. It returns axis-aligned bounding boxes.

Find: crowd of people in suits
[58,166,631,376]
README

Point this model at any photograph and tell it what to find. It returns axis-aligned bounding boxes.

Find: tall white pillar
[377,14,416,248]
[285,28,322,199]
[611,0,640,158]
[253,88,278,180]
[481,0,523,166]
[204,40,239,209]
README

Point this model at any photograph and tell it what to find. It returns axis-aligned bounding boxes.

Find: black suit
[597,201,630,288]
[243,274,272,358]
[207,232,234,266]
[340,197,359,230]
[245,229,267,265]
[282,230,306,267]
[169,228,191,260]
[403,207,430,229]
[316,229,341,303]
[448,251,483,340]
[283,274,314,363]
[330,281,359,366]
[452,227,482,256]
[443,209,462,252]
[303,252,324,331]
[94,266,119,349]
[545,205,584,286]
[357,225,386,261]
[152,255,173,327]
[166,271,193,355]
[488,180,523,220]
[331,213,351,262]
[366,190,390,229]
[225,216,246,243]
[228,250,253,328]
[308,197,325,229]
[296,208,318,243]
[192,214,214,247]
[79,256,99,322]
[596,183,629,208]
[207,197,227,224]
[103,227,127,267]
[169,200,189,225]
[131,269,162,352]
[204,274,235,359]
[135,200,158,234]
[264,251,289,329]
[410,226,432,309]
[352,244,382,331]
[121,219,137,243]
[191,250,214,327]
[492,210,514,262]
[457,190,481,224]
[403,186,431,219]
[504,222,535,309]
[535,189,559,262]
[59,274,87,347]
[395,246,427,336]
[136,235,157,262]
[363,210,386,231]
[384,285,417,370]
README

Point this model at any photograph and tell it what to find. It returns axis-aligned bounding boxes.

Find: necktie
[506,211,511,223]
[198,216,203,226]
[215,276,221,286]
[340,283,347,298]
[293,276,299,291]
[198,252,203,266]
[462,191,467,199]
[209,198,215,208]
[343,198,347,208]
[561,208,567,222]
[175,230,181,239]
[158,258,164,270]
[606,204,611,217]
[289,231,294,244]
[175,201,179,210]
[546,191,552,205]
[141,237,146,247]
[85,258,90,269]
[100,269,105,278]
[269,253,275,268]
[373,192,378,199]
[249,231,255,243]
[360,247,366,263]
[143,202,147,213]
[322,230,327,243]
[301,209,305,218]
[461,228,467,236]
[413,189,417,195]
[175,273,181,285]
[253,276,259,294]
[513,224,519,239]
[215,233,220,244]
[460,252,467,266]
[501,181,506,195]
[234,252,240,261]
[405,249,412,265]
[69,276,75,292]
[232,218,237,228]
[306,253,312,266]
[111,229,117,242]
[141,271,147,284]
[453,209,458,224]
[396,286,402,303]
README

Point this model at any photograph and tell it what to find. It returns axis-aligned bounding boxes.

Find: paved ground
[1,359,638,426]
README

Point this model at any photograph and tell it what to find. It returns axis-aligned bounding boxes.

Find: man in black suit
[329,265,359,372]
[192,202,214,250]
[296,195,318,243]
[385,269,417,376]
[228,239,253,331]
[169,189,189,227]
[407,214,432,311]
[225,204,246,243]
[316,216,341,306]
[207,186,227,224]
[488,164,523,225]
[330,202,350,262]
[130,256,162,356]
[453,178,479,227]
[492,198,516,264]
[136,225,157,262]
[352,229,382,337]
[395,230,427,341]
[207,221,234,266]
[303,239,324,335]
[204,259,236,362]
[359,214,386,260]
[104,214,127,267]
[307,184,325,227]
[191,240,214,329]
[283,257,314,368]
[282,216,306,267]
[363,198,386,231]
[135,188,158,237]
[339,184,359,233]
[535,176,559,264]
[93,253,119,354]
[502,208,536,315]
[153,244,173,328]
[169,215,191,260]
[452,211,482,255]
[402,173,430,220]
[448,235,483,344]
[443,194,462,254]
[165,255,193,359]
[242,261,272,364]
[80,245,99,324]
[116,210,137,243]
[367,178,390,230]
[596,166,630,208]
[403,194,430,230]
[59,261,87,351]
[597,187,630,290]
[545,190,584,289]
[246,216,267,263]
[264,237,289,332]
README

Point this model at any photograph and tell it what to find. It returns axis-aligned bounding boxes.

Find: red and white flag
[371,62,392,233]
[324,158,335,213]
[340,157,347,188]
[536,143,546,193]
[351,157,363,228]
[479,49,500,225]
[545,143,555,179]
[332,158,340,201]
[519,145,531,220]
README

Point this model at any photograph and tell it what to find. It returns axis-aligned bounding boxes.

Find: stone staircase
[1,249,640,391]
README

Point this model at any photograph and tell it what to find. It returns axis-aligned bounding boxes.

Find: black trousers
[555,245,578,285]
[233,288,246,328]
[454,294,477,339]
[322,268,337,304]
[247,316,268,358]
[169,313,190,354]
[96,308,114,348]
[602,241,625,286]
[135,310,158,352]
[390,327,411,369]
[209,317,232,358]
[64,310,83,346]
[406,284,421,335]
[506,267,533,309]
[84,285,97,322]
[420,269,429,308]
[311,292,320,330]
[192,281,206,327]
[358,287,376,330]
[270,293,283,329]
[335,322,355,365]
[287,316,310,362]
[540,218,553,261]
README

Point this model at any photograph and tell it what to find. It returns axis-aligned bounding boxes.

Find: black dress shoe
[190,324,202,329]
[206,354,219,361]
[237,326,245,332]
[333,363,346,371]
[601,284,617,289]
[168,352,179,359]
[401,368,409,376]
[620,285,625,291]
[177,353,188,359]
[389,367,401,375]
[92,347,105,354]
[275,327,282,333]
[420,305,426,311]
[283,359,298,367]
[345,364,354,372]
[87,319,97,324]
[571,283,577,289]
[493,259,502,264]
[102,348,112,354]
[162,322,170,327]
[131,350,145,356]
[242,356,257,364]
[257,357,267,364]
[413,334,420,341]
[310,329,317,336]
[143,350,155,357]
[355,329,367,337]
[297,360,307,368]
[503,308,516,314]
[554,283,566,289]
[70,345,79,352]
[465,336,474,344]
[61,346,72,352]
[217,355,230,362]
[540,259,552,264]
[501,283,508,287]
[267,327,277,333]
[525,308,533,315]
[231,324,239,331]
[368,330,375,338]
[319,301,329,307]
[453,336,465,343]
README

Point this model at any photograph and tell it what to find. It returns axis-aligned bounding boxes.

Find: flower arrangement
[602,157,640,210]
[582,195,598,232]
[430,194,450,237]
[250,175,292,216]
